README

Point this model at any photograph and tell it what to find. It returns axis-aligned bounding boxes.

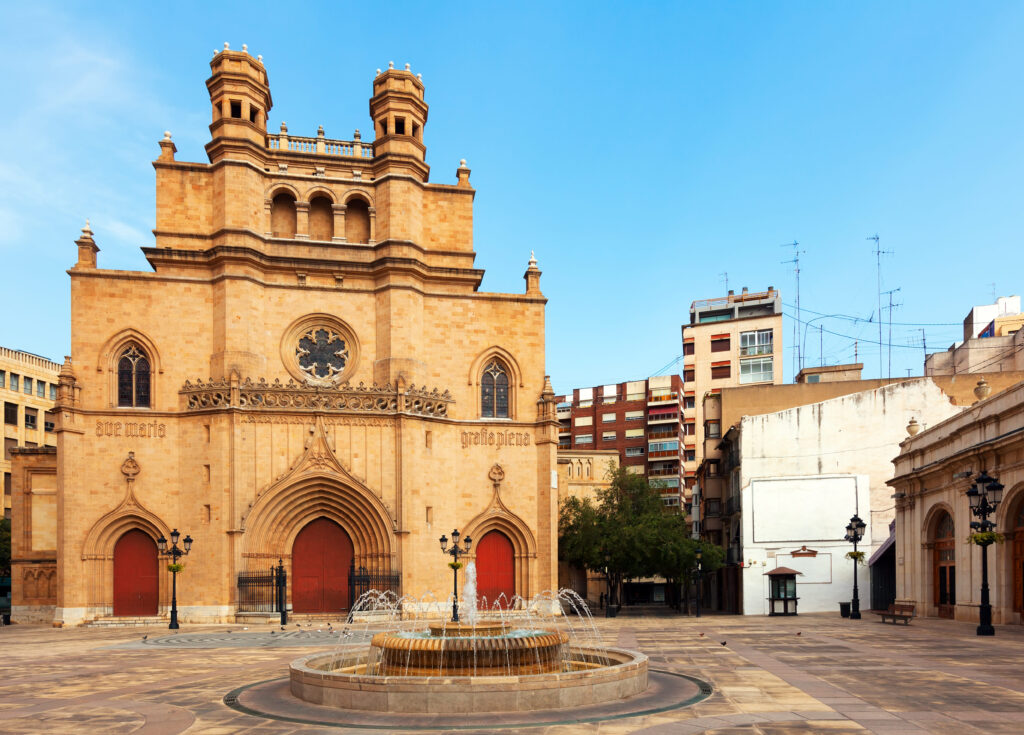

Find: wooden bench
[873,603,915,624]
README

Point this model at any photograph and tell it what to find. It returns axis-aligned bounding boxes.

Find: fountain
[288,530,648,713]
[290,564,648,713]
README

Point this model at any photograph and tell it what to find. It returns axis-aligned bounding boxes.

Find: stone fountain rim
[291,643,646,685]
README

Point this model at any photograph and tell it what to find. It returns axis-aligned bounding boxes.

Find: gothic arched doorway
[932,510,956,619]
[113,529,158,616]
[292,518,354,613]
[476,530,515,608]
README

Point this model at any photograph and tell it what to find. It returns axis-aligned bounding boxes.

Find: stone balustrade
[267,125,374,159]
[180,377,452,417]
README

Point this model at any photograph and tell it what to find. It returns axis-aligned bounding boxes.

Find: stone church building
[11,48,558,625]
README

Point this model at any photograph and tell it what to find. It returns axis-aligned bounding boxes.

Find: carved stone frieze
[181,376,452,418]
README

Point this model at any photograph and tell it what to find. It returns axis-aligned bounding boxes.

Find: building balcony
[648,393,679,406]
[648,468,680,477]
[647,449,679,459]
[647,414,679,424]
[725,496,740,516]
[739,344,773,357]
[646,429,678,440]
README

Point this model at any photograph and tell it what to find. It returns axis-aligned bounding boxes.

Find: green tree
[559,464,720,611]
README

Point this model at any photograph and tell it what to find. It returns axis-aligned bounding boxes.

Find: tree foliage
[559,465,723,598]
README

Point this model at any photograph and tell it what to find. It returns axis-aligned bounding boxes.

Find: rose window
[296,328,350,382]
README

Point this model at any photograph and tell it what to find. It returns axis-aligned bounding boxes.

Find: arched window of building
[271,192,297,238]
[345,197,371,243]
[308,195,334,241]
[117,344,150,408]
[481,360,509,418]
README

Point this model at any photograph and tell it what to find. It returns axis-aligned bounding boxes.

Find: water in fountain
[330,588,610,678]
[459,560,479,626]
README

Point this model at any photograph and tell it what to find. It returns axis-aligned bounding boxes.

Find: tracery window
[481,360,509,418]
[117,344,151,408]
[297,328,350,382]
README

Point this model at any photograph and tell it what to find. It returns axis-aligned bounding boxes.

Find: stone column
[368,206,377,244]
[295,201,310,239]
[332,203,347,242]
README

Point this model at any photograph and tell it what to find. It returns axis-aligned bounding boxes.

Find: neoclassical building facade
[12,48,559,625]
[890,380,1024,624]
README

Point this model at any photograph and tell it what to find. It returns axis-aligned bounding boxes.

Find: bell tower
[205,43,273,164]
[369,62,429,180]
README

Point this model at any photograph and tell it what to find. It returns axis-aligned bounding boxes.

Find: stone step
[86,616,166,627]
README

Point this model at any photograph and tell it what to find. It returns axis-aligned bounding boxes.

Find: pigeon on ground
[796,632,801,636]
[699,633,705,637]
[142,634,148,641]
[343,631,353,638]
[720,641,727,646]
[270,630,275,635]
[280,626,286,631]
[227,630,232,634]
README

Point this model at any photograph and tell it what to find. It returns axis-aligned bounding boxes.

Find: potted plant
[845,550,866,565]
[167,563,185,574]
[448,561,463,571]
[967,531,1003,546]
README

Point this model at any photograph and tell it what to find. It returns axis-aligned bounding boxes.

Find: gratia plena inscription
[461,428,531,449]
[96,420,167,438]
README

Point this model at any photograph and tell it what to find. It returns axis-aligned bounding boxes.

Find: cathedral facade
[13,48,558,625]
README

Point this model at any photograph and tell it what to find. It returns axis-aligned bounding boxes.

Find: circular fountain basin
[372,627,569,676]
[290,645,648,713]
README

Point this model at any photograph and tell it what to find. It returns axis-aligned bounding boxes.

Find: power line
[781,302,961,327]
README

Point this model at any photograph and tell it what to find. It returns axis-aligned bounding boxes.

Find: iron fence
[348,563,401,604]
[237,563,286,614]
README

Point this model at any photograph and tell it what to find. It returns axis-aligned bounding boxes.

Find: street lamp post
[156,529,193,630]
[695,549,703,618]
[966,470,1004,637]
[439,529,472,623]
[844,514,866,620]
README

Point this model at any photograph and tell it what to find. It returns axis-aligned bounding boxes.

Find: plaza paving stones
[2,613,1024,733]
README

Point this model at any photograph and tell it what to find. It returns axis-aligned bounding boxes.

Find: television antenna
[781,240,805,377]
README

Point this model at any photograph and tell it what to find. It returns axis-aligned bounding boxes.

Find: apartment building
[925,295,1024,375]
[680,287,784,494]
[556,375,685,507]
[1,347,60,518]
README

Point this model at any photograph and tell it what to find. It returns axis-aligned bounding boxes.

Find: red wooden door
[113,529,158,616]
[476,531,515,609]
[292,518,353,613]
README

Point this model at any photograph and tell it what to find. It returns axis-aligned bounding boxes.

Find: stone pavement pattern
[1,613,1023,734]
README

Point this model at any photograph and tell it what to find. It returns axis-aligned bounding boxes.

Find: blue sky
[1,2,1021,392]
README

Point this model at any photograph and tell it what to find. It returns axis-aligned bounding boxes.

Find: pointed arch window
[117,344,151,407]
[481,360,510,418]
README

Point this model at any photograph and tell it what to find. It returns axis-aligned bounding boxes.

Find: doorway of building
[1013,503,1024,615]
[475,530,514,608]
[113,529,158,616]
[933,511,956,619]
[292,518,353,613]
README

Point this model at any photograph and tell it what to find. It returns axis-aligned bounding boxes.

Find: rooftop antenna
[781,240,805,378]
[882,287,902,379]
[868,234,893,379]
[720,271,729,294]
[991,282,998,302]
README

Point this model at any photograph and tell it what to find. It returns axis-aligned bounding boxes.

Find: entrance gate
[933,511,956,619]
[292,518,353,613]
[475,530,515,608]
[113,529,158,616]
